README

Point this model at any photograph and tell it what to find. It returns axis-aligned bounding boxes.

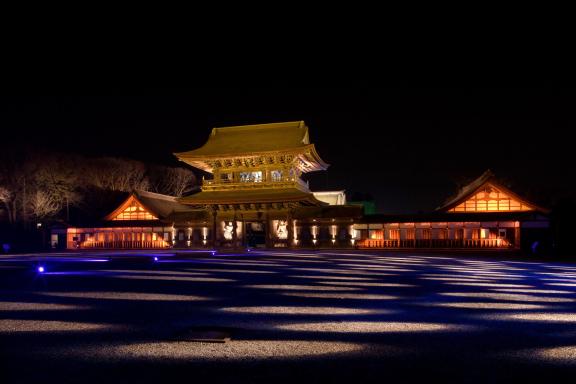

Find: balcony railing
[357,238,514,249]
[202,177,309,191]
[69,240,171,249]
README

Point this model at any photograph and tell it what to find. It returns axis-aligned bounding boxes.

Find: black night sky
[1,89,574,214]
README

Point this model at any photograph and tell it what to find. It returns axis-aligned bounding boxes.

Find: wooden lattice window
[450,185,533,212]
[112,200,157,221]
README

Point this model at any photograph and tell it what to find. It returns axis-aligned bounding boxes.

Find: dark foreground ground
[1,250,576,383]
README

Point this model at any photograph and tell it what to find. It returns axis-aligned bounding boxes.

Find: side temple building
[54,121,550,251]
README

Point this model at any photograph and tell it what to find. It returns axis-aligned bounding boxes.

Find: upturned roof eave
[437,175,549,214]
[175,143,329,173]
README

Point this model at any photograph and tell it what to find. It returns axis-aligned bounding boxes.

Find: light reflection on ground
[288,275,380,281]
[532,346,576,363]
[95,340,404,360]
[276,321,473,333]
[113,275,235,282]
[39,291,212,301]
[316,281,415,288]
[443,282,533,288]
[498,345,576,366]
[242,284,362,291]
[281,292,399,300]
[3,250,576,383]
[290,268,395,276]
[98,269,210,276]
[490,288,574,294]
[219,306,388,315]
[546,282,576,287]
[438,292,574,303]
[433,302,546,310]
[0,302,88,311]
[185,268,277,274]
[486,313,576,322]
[0,319,114,332]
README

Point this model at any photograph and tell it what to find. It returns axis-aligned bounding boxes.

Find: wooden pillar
[367,222,370,249]
[287,211,294,249]
[241,213,246,248]
[265,212,272,248]
[232,211,238,249]
[211,206,218,248]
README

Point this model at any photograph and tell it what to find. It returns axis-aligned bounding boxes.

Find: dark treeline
[0,149,197,232]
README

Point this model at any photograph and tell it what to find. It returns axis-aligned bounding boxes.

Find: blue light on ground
[37,266,45,273]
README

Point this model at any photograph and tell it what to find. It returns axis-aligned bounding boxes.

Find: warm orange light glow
[450,185,533,212]
[311,225,318,238]
[66,227,171,249]
[112,200,157,221]
[330,224,337,237]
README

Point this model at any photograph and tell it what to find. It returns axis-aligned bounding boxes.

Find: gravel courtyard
[1,250,576,383]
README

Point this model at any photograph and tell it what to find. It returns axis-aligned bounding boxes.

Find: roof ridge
[436,169,496,211]
[134,189,178,201]
[212,121,305,132]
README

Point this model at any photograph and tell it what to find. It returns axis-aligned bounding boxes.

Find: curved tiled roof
[175,121,309,156]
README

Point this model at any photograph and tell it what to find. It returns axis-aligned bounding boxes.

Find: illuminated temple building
[55,121,550,251]
[356,170,549,250]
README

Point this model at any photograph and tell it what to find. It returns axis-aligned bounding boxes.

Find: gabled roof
[436,170,549,213]
[104,190,192,221]
[174,121,329,173]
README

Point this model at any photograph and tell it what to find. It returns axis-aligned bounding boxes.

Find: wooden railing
[358,238,512,249]
[202,177,309,191]
[70,240,170,249]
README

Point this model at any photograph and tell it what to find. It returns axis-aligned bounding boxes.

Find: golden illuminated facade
[54,125,549,252]
[173,121,358,248]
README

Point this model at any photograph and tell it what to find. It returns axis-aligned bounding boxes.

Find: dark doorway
[246,221,266,248]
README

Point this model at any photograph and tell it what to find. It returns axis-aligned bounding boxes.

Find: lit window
[369,229,382,239]
[240,171,262,182]
[271,170,283,181]
[113,200,157,221]
[451,185,533,212]
[420,229,431,240]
